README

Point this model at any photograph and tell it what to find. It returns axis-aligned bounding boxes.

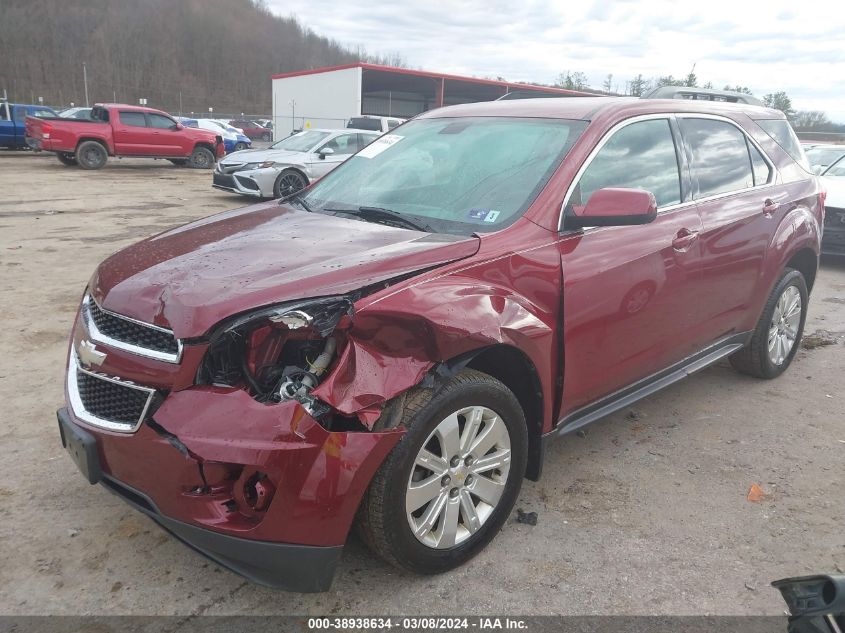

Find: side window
[568,118,681,211]
[321,133,358,156]
[0,104,8,120]
[119,111,147,127]
[680,118,754,198]
[387,119,401,130]
[757,119,807,168]
[748,141,772,186]
[357,134,378,150]
[148,113,175,129]
[14,107,26,122]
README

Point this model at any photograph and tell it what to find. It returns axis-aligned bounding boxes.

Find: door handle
[672,228,699,251]
[762,199,778,216]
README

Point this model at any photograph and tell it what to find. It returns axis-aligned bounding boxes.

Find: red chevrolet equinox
[58,97,823,592]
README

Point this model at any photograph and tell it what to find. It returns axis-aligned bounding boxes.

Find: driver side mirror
[317,147,334,160]
[563,187,658,230]
[172,122,183,131]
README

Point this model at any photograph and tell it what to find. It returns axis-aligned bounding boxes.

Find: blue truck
[0,101,59,149]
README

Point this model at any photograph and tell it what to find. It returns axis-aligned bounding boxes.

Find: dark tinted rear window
[680,118,753,198]
[348,117,382,131]
[119,111,147,127]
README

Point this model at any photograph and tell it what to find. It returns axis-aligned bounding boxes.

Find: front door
[146,113,182,156]
[557,116,704,415]
[308,132,361,179]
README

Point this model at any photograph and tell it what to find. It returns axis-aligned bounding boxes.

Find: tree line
[0,0,404,115]
[555,69,844,132]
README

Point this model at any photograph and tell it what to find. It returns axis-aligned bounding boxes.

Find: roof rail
[642,86,763,106]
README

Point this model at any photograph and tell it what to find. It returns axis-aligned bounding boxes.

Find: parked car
[179,118,251,153]
[0,102,58,149]
[346,115,404,133]
[58,97,821,592]
[26,103,224,169]
[819,155,845,255]
[229,119,273,141]
[59,107,94,120]
[805,144,845,172]
[213,128,378,198]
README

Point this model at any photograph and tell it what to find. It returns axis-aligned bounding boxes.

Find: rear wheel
[261,131,272,142]
[188,146,214,169]
[273,169,307,198]
[729,268,808,378]
[356,370,528,574]
[56,152,77,166]
[75,141,108,170]
[233,142,248,152]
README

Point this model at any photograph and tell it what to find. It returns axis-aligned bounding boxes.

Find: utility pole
[179,91,183,116]
[83,62,90,107]
[289,99,296,133]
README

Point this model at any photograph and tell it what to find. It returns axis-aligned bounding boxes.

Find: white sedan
[212,128,378,199]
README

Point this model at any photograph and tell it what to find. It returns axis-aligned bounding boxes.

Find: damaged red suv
[58,97,822,592]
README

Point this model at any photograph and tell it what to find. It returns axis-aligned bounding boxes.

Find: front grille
[82,295,181,363]
[68,354,157,433]
[213,173,236,188]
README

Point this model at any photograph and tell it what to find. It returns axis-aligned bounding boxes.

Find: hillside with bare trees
[0,0,402,114]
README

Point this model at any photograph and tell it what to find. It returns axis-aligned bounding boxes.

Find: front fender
[312,244,561,430]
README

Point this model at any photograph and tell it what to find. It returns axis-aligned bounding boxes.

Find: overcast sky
[267,0,845,122]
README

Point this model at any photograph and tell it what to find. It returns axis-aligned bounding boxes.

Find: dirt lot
[0,150,843,616]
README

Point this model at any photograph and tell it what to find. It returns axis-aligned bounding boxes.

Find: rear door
[676,115,776,342]
[557,116,705,415]
[113,110,150,155]
[146,112,182,156]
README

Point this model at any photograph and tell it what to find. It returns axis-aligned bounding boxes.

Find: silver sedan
[212,128,379,199]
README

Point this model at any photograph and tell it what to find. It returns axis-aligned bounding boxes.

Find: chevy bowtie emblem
[78,339,106,367]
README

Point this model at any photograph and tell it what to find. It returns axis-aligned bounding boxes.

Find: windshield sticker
[468,208,501,223]
[357,134,403,159]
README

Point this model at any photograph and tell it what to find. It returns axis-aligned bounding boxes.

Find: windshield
[270,130,329,152]
[806,147,845,168]
[300,117,587,235]
[823,156,845,177]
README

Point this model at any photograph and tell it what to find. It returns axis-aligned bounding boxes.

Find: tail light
[41,121,53,139]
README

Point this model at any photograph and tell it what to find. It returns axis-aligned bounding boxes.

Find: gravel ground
[0,150,843,616]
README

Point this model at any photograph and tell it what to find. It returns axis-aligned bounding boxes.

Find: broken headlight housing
[197,297,353,410]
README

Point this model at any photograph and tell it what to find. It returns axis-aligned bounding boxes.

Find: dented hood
[92,203,479,338]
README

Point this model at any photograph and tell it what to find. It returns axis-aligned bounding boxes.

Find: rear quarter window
[757,119,809,169]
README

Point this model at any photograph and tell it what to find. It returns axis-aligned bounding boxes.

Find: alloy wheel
[768,285,801,366]
[406,405,512,549]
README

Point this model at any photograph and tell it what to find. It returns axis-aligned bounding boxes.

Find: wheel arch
[785,247,818,293]
[75,137,110,155]
[448,344,545,481]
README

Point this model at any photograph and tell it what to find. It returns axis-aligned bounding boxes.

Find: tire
[56,152,77,167]
[188,146,214,169]
[262,131,272,142]
[272,169,308,198]
[356,369,528,575]
[75,140,108,170]
[233,142,248,152]
[729,268,808,379]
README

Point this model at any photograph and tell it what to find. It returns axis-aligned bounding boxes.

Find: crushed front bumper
[57,387,403,591]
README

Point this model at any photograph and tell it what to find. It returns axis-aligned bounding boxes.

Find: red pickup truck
[26,104,224,169]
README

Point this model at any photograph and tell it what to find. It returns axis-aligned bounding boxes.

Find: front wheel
[273,169,307,198]
[56,152,77,166]
[188,146,214,169]
[75,140,108,170]
[356,370,528,574]
[729,268,808,378]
